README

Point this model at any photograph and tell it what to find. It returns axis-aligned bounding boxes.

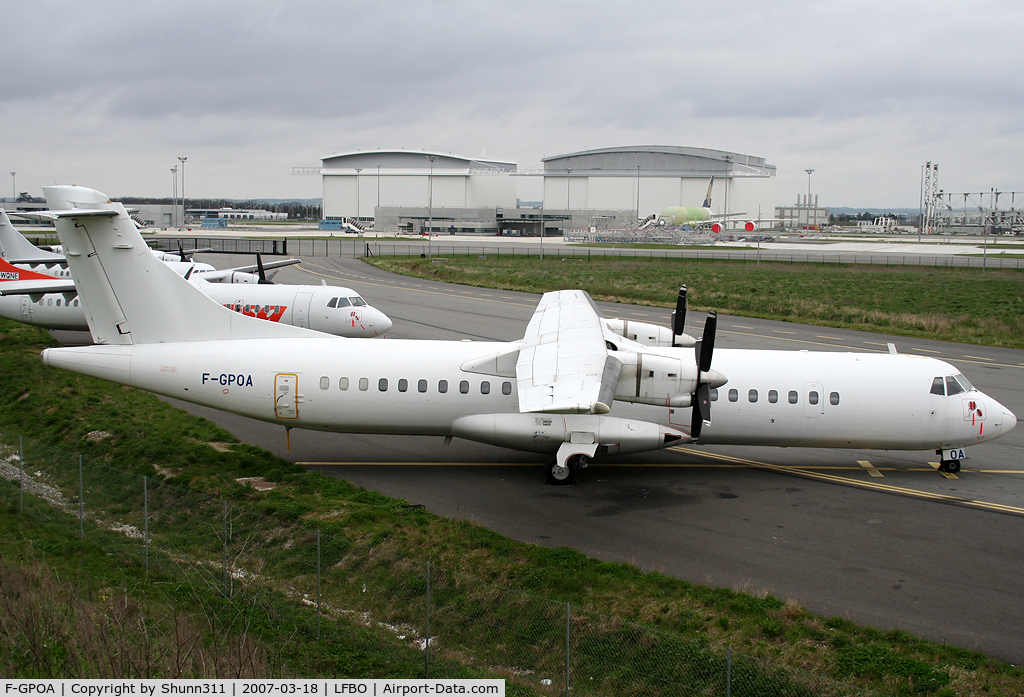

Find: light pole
[9,172,15,202]
[805,169,814,228]
[636,164,641,221]
[170,166,178,227]
[178,157,187,228]
[354,168,362,221]
[376,164,381,210]
[426,155,437,260]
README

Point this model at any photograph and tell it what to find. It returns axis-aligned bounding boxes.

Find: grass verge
[363,255,1024,348]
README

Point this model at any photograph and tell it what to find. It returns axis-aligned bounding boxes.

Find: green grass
[364,254,1024,347]
[3,318,1024,693]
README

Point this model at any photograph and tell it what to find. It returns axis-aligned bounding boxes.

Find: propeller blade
[698,311,717,374]
[671,285,687,346]
[177,242,187,262]
[183,266,194,280]
[256,253,272,284]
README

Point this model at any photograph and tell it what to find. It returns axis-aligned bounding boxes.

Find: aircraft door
[292,293,313,329]
[804,382,824,418]
[274,373,299,419]
[20,296,31,322]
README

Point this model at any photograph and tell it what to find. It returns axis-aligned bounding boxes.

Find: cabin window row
[710,388,840,406]
[40,297,80,307]
[320,376,513,396]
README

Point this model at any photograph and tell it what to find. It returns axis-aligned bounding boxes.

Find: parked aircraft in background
[0,255,391,338]
[36,186,1016,484]
[1,208,300,283]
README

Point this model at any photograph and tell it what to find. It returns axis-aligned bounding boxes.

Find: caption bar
[2,681,504,697]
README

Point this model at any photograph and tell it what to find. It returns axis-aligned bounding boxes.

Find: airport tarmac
[166,254,1024,663]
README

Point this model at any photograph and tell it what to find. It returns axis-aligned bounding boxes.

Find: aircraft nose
[1001,406,1017,435]
[368,307,392,336]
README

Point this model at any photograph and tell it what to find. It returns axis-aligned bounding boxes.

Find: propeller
[177,242,188,262]
[183,266,194,281]
[256,253,273,284]
[690,311,717,440]
[670,285,687,347]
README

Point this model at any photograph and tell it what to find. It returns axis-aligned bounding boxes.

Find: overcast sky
[3,1,1021,207]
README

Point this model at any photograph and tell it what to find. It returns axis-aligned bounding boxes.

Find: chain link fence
[140,235,1024,270]
[0,428,882,695]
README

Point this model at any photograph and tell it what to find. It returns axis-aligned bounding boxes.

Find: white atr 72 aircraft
[36,186,1016,484]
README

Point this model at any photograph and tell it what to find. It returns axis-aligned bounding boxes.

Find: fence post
[143,475,149,569]
[223,499,229,596]
[727,647,732,697]
[425,561,431,678]
[78,455,84,539]
[317,529,322,641]
[565,602,571,697]
[18,433,23,511]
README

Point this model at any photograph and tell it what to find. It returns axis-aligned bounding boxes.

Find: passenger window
[56,299,62,306]
[319,377,329,390]
[945,376,965,396]
[830,391,840,405]
[502,381,512,395]
[336,298,351,307]
[768,390,778,403]
[73,299,79,307]
[350,296,367,307]
[728,389,738,402]
[809,391,819,405]
[47,298,52,306]
[418,379,427,393]
[438,380,448,394]
[788,390,798,404]
[358,378,368,391]
[481,381,490,394]
[339,377,349,390]
[710,388,718,402]
[327,297,337,308]
[460,380,469,394]
[930,377,945,396]
[398,379,408,392]
[379,378,388,392]
[748,389,758,403]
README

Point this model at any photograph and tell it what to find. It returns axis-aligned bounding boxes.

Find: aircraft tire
[945,459,961,474]
[546,456,577,486]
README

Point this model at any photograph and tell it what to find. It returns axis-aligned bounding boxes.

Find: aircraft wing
[194,257,301,281]
[516,290,621,414]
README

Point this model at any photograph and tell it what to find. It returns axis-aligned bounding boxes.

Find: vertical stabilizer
[43,186,327,345]
[702,176,715,209]
[0,210,64,263]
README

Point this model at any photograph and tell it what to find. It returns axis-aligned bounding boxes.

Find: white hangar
[315,146,776,233]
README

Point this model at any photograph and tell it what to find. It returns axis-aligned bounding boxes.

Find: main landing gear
[546,454,590,486]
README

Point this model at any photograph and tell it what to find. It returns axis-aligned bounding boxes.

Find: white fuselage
[0,280,391,338]
[41,339,1017,454]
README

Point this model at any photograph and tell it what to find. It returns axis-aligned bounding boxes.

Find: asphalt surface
[164,253,1024,663]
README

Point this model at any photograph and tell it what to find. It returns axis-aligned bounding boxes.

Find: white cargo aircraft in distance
[0,254,392,338]
[37,186,1016,484]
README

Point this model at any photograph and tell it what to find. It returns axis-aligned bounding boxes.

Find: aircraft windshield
[945,375,965,396]
[349,296,367,306]
[954,373,974,392]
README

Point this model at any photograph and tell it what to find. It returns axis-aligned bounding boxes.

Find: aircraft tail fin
[43,186,326,345]
[0,209,64,263]
[702,176,715,209]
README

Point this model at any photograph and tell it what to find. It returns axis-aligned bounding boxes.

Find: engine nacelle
[744,221,756,232]
[711,222,723,234]
[451,413,687,455]
[613,352,697,407]
[602,318,674,347]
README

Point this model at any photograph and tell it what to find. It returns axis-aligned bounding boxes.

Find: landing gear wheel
[546,455,583,486]
[939,459,961,474]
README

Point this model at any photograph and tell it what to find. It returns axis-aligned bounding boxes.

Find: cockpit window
[349,296,367,307]
[954,374,974,392]
[327,297,338,308]
[945,375,965,396]
[335,297,352,308]
[930,377,945,396]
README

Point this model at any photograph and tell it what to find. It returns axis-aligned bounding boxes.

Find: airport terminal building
[315,146,776,235]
